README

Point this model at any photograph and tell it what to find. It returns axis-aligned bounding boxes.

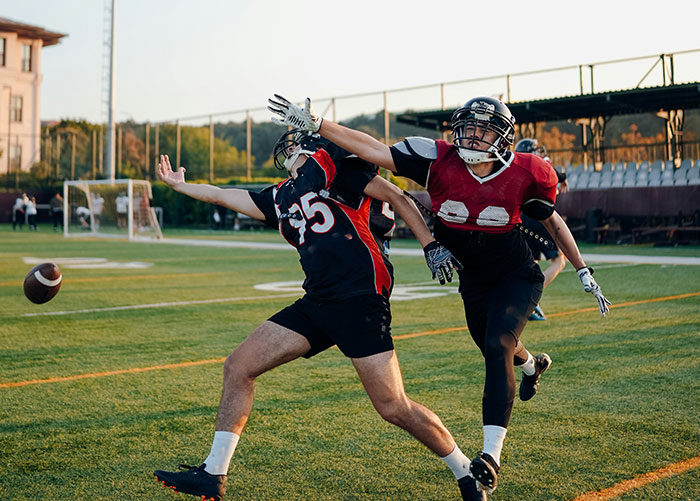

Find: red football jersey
[427,141,558,233]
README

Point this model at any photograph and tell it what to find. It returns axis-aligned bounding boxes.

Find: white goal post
[63,179,163,240]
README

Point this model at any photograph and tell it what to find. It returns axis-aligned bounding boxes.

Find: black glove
[423,241,463,285]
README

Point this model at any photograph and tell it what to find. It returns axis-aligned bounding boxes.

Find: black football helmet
[514,138,547,158]
[272,128,328,171]
[451,96,515,164]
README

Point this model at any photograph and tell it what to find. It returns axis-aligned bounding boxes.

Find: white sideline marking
[23,257,153,269]
[153,238,700,265]
[21,292,302,317]
[254,281,459,301]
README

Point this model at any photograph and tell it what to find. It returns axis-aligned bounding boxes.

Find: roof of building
[396,82,700,131]
[0,17,66,47]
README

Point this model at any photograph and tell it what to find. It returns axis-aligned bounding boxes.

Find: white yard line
[21,292,302,317]
[153,237,700,265]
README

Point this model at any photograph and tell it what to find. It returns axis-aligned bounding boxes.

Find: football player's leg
[470,275,541,492]
[352,350,457,456]
[215,320,311,436]
[154,320,311,499]
[542,252,566,289]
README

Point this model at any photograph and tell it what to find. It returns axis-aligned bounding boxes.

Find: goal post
[63,179,163,240]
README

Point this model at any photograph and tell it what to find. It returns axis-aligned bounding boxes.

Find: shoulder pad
[392,137,438,160]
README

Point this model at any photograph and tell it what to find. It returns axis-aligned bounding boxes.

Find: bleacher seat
[601,162,613,174]
[635,169,650,187]
[687,164,700,185]
[623,166,638,187]
[600,171,613,188]
[626,161,637,171]
[567,172,580,190]
[660,166,675,186]
[614,162,626,172]
[650,160,664,173]
[611,169,625,187]
[587,171,602,189]
[679,159,693,171]
[648,170,662,187]
[575,171,591,190]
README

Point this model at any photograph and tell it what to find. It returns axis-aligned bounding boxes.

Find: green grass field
[1,226,699,500]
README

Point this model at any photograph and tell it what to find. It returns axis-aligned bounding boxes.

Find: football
[23,262,63,304]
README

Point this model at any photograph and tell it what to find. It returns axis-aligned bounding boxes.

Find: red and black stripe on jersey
[250,150,394,301]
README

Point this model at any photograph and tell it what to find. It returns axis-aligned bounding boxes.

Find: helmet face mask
[272,128,329,172]
[451,97,515,164]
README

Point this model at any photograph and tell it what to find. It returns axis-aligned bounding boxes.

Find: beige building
[0,17,65,174]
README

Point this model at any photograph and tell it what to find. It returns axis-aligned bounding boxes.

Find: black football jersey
[250,147,394,301]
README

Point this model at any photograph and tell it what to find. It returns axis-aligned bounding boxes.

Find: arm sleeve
[389,144,432,186]
[248,185,279,229]
[556,169,567,183]
[521,159,559,220]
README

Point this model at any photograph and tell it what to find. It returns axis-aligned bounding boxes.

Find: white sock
[482,425,507,466]
[441,444,472,480]
[203,431,240,475]
[516,352,535,376]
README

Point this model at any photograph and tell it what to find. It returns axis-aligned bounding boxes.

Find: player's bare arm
[157,154,265,220]
[363,176,433,247]
[363,176,462,285]
[541,211,585,270]
[268,94,396,172]
[542,210,611,315]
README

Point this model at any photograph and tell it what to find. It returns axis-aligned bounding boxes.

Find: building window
[10,144,22,171]
[21,44,32,72]
[11,96,23,122]
[0,38,6,66]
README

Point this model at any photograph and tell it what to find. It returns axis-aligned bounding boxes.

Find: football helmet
[514,138,547,158]
[272,128,327,171]
[451,97,515,164]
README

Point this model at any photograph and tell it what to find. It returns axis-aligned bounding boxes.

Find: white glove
[267,94,321,132]
[577,267,611,316]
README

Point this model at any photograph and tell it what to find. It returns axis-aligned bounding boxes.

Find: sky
[3,0,700,124]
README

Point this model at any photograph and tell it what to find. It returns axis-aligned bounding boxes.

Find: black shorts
[522,215,559,260]
[268,294,394,359]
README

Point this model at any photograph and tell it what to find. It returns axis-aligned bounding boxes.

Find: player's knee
[483,332,515,359]
[374,396,410,426]
[223,350,255,382]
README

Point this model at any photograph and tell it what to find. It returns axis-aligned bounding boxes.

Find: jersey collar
[465,151,514,184]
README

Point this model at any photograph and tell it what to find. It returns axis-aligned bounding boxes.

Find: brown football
[23,262,63,304]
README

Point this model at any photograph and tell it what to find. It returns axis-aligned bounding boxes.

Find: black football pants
[461,268,543,428]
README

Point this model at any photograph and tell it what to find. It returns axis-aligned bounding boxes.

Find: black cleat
[154,463,227,501]
[458,474,487,500]
[470,452,499,494]
[519,353,552,401]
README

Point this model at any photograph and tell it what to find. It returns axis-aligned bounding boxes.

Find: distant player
[269,94,611,498]
[514,138,569,321]
[153,131,484,500]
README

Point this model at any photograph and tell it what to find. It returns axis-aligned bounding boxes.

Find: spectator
[91,193,105,230]
[12,194,27,231]
[76,206,91,230]
[50,192,64,232]
[116,192,128,229]
[26,197,38,231]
